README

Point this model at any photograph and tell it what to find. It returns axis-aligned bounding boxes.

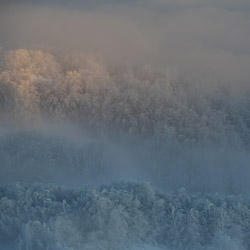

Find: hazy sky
[1,0,250,85]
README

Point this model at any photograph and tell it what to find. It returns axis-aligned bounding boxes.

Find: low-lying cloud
[0,0,250,86]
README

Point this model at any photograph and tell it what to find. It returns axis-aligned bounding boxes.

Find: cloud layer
[0,1,250,84]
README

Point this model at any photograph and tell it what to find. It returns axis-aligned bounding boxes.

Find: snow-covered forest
[1,49,250,144]
[1,49,250,250]
[1,181,250,250]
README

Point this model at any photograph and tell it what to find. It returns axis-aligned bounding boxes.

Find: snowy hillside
[1,49,250,145]
[1,181,250,250]
[1,49,250,250]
